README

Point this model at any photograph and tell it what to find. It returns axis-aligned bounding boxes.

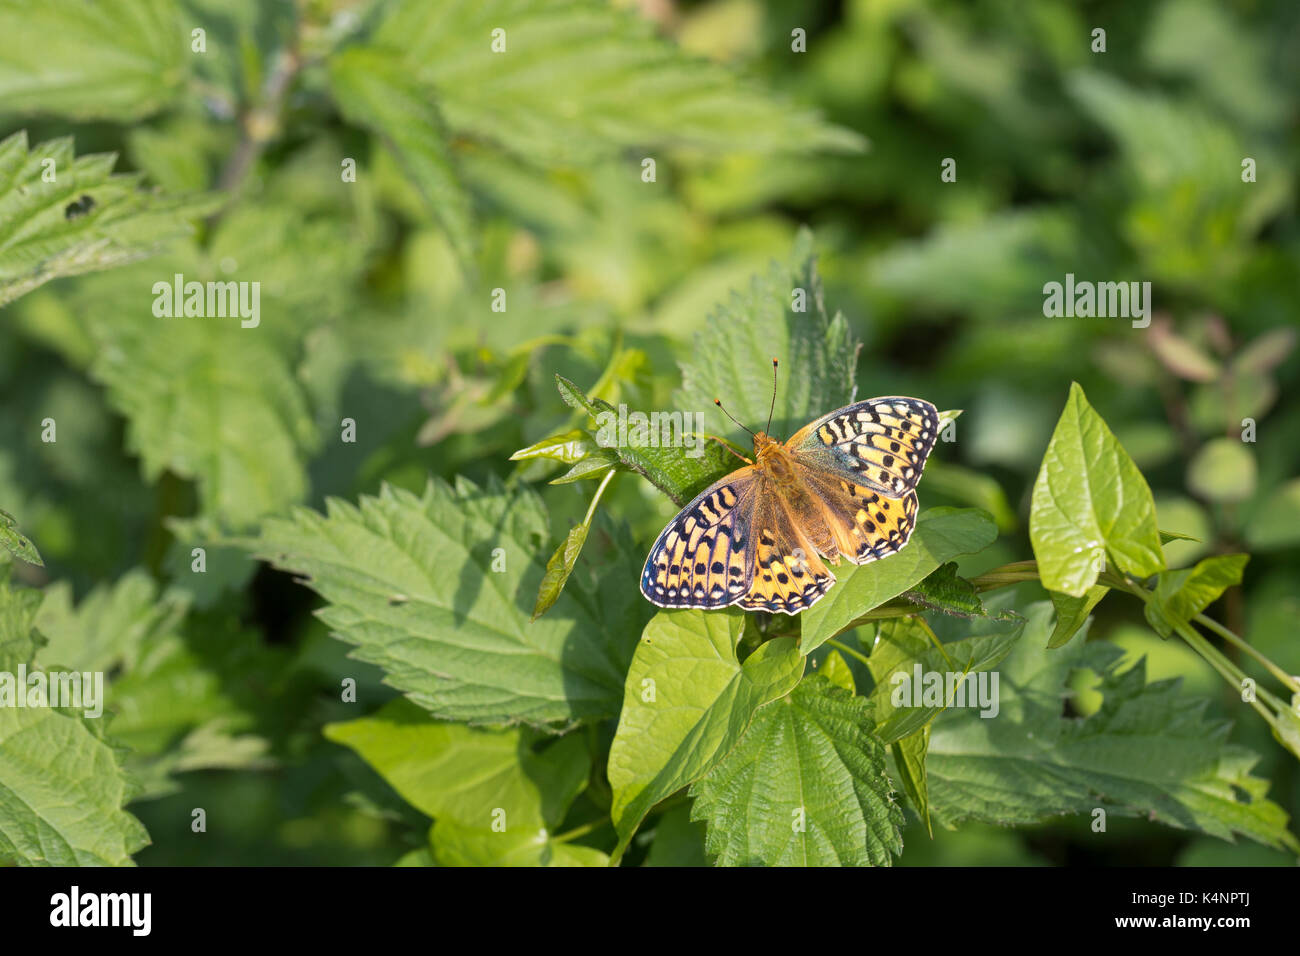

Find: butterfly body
[640,396,939,615]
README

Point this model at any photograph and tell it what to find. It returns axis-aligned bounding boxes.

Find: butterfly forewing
[787,397,939,497]
[640,474,755,608]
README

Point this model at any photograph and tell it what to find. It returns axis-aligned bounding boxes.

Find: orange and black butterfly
[640,361,938,615]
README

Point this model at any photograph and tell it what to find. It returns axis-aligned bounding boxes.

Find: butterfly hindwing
[788,397,939,497]
[640,473,755,608]
[795,466,920,565]
[736,495,835,615]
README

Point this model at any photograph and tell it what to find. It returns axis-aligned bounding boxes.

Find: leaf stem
[826,638,872,670]
[551,818,608,844]
[1193,611,1300,695]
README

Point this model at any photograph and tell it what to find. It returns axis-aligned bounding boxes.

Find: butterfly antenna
[714,398,756,440]
[766,357,779,436]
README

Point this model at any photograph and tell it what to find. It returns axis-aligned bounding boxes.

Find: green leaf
[328,47,475,271]
[1029,383,1165,597]
[1144,554,1248,639]
[325,699,588,831]
[677,228,860,445]
[255,478,649,728]
[864,617,1024,745]
[0,570,150,866]
[550,450,619,484]
[926,603,1300,852]
[1047,586,1109,649]
[901,562,997,619]
[1187,438,1256,504]
[428,818,608,867]
[33,572,276,793]
[607,610,804,856]
[892,725,932,836]
[800,508,999,654]
[1159,529,1201,544]
[532,522,591,622]
[0,0,186,121]
[0,132,213,307]
[0,507,41,566]
[556,374,735,505]
[690,676,903,866]
[369,0,862,165]
[86,274,320,529]
[643,804,709,867]
[818,649,855,693]
[510,430,598,465]
[922,460,1017,532]
[1245,479,1300,551]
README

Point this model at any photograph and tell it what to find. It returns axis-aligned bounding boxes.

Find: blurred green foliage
[1,0,1298,866]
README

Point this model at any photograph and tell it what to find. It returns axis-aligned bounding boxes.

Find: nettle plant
[255,239,1296,866]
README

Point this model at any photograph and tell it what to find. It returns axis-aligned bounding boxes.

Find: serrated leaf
[255,478,649,728]
[370,0,862,166]
[0,507,41,566]
[328,46,475,272]
[1030,383,1165,597]
[926,603,1299,852]
[0,570,149,866]
[690,676,903,866]
[326,698,588,832]
[677,228,860,445]
[1144,554,1248,639]
[0,0,186,122]
[556,374,734,505]
[0,132,214,307]
[800,508,999,654]
[84,270,320,529]
[607,610,804,856]
[901,562,993,619]
[33,571,275,793]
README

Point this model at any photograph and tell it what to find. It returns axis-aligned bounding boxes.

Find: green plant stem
[912,616,955,670]
[584,468,616,526]
[1194,611,1300,695]
[826,638,873,670]
[551,818,608,844]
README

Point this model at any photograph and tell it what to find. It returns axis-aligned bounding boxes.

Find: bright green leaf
[607,610,804,856]
[801,508,999,654]
[255,478,649,727]
[1030,383,1165,596]
[690,676,903,866]
[1144,554,1248,639]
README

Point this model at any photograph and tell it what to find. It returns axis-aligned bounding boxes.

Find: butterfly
[640,360,939,615]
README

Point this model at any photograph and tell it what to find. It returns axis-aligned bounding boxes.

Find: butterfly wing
[794,466,920,565]
[734,493,836,615]
[640,470,758,609]
[787,396,939,497]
